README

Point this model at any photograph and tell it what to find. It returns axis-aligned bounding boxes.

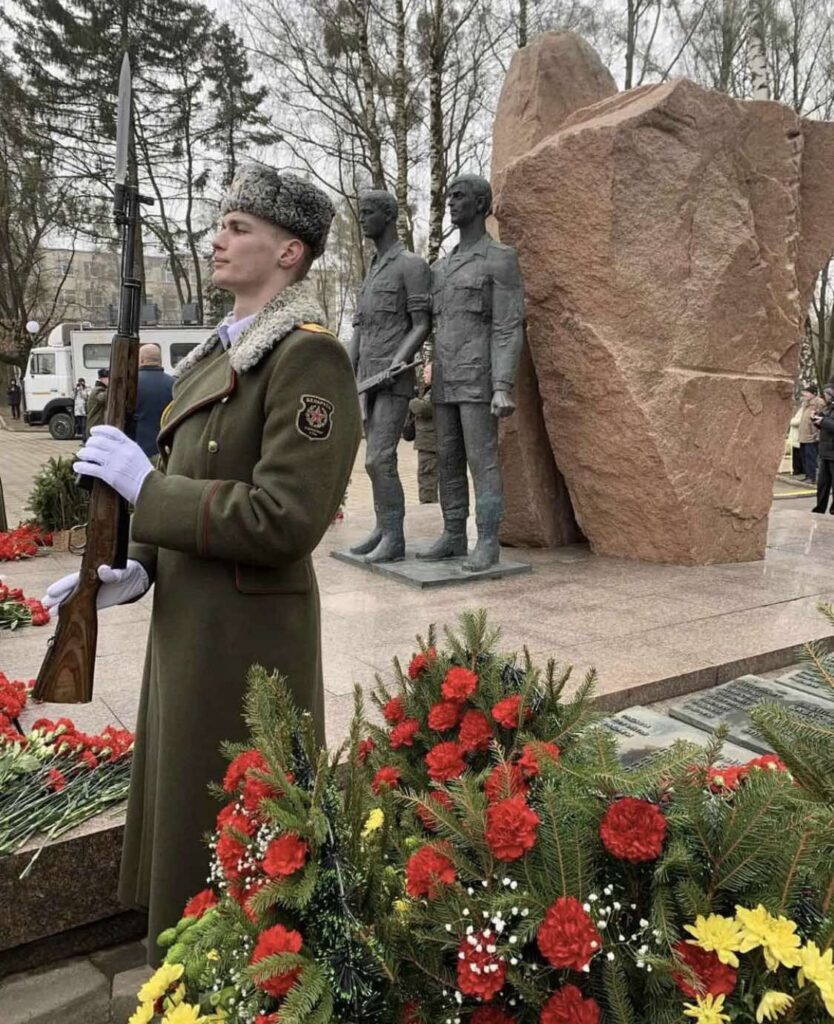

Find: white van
[23,323,208,439]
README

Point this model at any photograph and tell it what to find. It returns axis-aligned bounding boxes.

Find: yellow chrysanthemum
[735,905,802,970]
[137,962,185,1004]
[683,994,731,1024]
[685,914,745,967]
[128,1004,155,1024]
[393,899,410,916]
[755,991,794,1021]
[162,1003,203,1023]
[362,808,385,837]
[206,949,220,962]
[799,942,834,1016]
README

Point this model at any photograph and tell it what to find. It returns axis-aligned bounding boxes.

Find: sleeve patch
[296,394,334,440]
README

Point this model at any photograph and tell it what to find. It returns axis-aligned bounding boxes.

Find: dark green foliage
[26,456,89,531]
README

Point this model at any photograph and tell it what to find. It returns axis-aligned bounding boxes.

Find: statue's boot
[350,508,383,555]
[416,519,468,560]
[462,531,500,572]
[365,511,406,564]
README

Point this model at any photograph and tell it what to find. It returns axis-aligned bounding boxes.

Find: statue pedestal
[330,546,531,589]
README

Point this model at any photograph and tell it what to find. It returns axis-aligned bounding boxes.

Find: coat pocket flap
[234,559,312,595]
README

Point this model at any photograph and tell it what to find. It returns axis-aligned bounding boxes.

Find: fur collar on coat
[173,282,326,379]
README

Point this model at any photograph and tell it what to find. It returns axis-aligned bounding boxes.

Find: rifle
[357,356,422,396]
[33,54,152,704]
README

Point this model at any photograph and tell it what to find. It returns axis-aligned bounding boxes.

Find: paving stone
[88,940,147,981]
[669,674,834,754]
[604,705,758,770]
[0,959,109,1023]
[111,964,154,1024]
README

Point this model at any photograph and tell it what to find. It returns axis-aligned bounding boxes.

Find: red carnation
[372,765,401,794]
[537,896,601,971]
[517,741,561,778]
[217,804,255,837]
[357,737,375,764]
[229,877,267,924]
[390,718,420,749]
[746,754,788,773]
[215,831,248,881]
[485,794,540,861]
[405,844,457,899]
[383,695,407,725]
[471,1008,518,1024]
[242,774,279,814]
[484,762,528,803]
[263,833,310,878]
[425,741,466,782]
[250,923,303,998]
[458,709,493,753]
[416,789,454,831]
[492,695,531,730]
[672,941,737,999]
[223,749,268,793]
[540,985,601,1024]
[599,797,667,863]
[457,931,507,1001]
[427,700,462,732]
[441,665,478,702]
[408,647,436,680]
[703,764,746,792]
[46,768,66,792]
[183,888,218,919]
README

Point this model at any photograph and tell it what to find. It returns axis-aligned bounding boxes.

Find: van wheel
[49,412,75,440]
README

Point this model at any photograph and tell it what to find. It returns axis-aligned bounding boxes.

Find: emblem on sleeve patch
[296,394,334,440]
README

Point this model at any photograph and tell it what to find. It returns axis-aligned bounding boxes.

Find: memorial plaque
[774,665,834,703]
[669,675,834,754]
[603,706,757,771]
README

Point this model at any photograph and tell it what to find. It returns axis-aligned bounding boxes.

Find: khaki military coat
[117,284,361,964]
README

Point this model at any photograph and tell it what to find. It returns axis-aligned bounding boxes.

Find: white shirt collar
[217,311,259,351]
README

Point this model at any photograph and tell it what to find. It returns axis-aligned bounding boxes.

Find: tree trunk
[427,0,445,263]
[517,0,527,48]
[357,0,386,188]
[747,0,769,99]
[625,0,636,89]
[393,0,413,247]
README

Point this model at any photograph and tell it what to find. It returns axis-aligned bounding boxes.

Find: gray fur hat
[220,165,335,259]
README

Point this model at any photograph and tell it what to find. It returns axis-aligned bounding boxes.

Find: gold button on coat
[207,440,219,453]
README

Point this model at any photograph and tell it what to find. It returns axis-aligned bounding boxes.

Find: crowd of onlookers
[790,383,834,513]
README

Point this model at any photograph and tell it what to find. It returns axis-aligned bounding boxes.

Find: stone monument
[493,68,834,564]
[417,174,525,572]
[348,190,431,563]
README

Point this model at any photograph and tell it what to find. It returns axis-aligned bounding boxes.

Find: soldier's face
[358,202,388,240]
[447,183,479,226]
[212,212,300,293]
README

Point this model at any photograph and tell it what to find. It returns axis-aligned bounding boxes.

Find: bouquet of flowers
[0,673,133,867]
[0,523,52,562]
[0,579,49,629]
[130,665,400,1024]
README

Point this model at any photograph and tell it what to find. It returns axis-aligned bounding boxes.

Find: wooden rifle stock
[33,332,139,703]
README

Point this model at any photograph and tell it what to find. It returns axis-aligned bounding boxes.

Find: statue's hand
[491,390,515,418]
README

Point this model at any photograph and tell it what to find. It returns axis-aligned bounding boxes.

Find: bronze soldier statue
[417,174,524,572]
[348,190,431,562]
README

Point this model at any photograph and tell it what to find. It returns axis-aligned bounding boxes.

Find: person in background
[135,344,174,458]
[6,378,21,420]
[409,361,438,503]
[811,384,834,513]
[797,383,826,484]
[85,369,109,438]
[73,378,89,438]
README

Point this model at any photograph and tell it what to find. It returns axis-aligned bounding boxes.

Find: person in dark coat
[812,384,834,513]
[85,369,109,438]
[43,165,361,965]
[409,361,438,503]
[134,344,174,457]
[6,379,21,420]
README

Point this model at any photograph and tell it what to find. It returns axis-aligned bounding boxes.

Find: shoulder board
[159,401,174,429]
[299,322,335,336]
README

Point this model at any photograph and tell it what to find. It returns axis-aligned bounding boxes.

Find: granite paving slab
[668,674,834,754]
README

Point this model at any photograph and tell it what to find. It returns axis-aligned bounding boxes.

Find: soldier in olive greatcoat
[44,166,361,964]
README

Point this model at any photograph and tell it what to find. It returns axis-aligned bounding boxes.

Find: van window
[83,344,111,369]
[30,352,56,375]
[170,342,198,367]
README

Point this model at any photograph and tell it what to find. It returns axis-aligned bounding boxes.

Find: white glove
[74,425,153,505]
[42,560,150,617]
